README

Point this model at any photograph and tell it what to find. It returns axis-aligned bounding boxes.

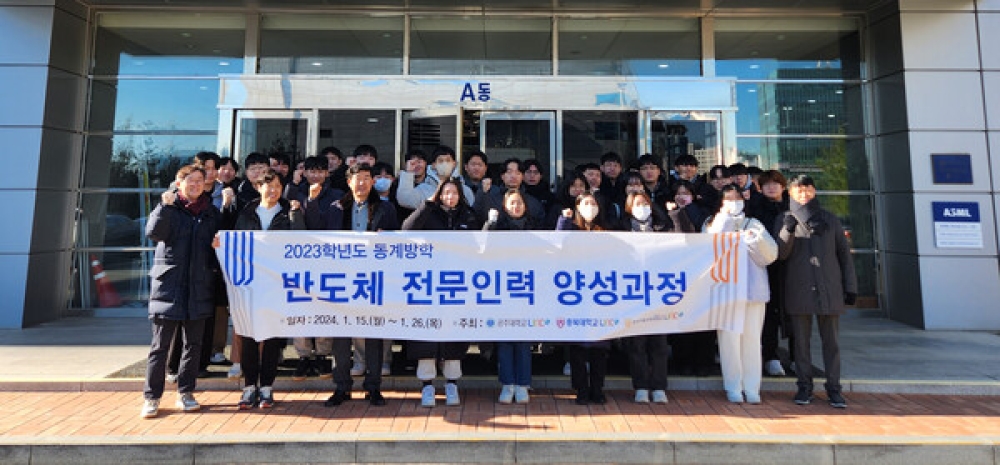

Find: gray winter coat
[775,207,858,316]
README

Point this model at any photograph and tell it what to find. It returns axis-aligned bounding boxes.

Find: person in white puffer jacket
[703,184,778,404]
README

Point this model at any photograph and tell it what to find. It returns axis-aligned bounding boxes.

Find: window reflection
[93,12,244,76]
[737,137,869,191]
[715,18,861,80]
[89,80,221,133]
[259,15,404,75]
[83,134,218,189]
[559,18,700,76]
[410,17,551,75]
[562,111,637,181]
[735,83,863,136]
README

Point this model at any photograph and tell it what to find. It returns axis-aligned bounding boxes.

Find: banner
[218,231,748,341]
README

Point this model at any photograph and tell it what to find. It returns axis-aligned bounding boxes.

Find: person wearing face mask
[396,145,476,211]
[401,178,481,407]
[704,184,777,404]
[620,192,676,404]
[556,193,612,405]
[483,189,539,404]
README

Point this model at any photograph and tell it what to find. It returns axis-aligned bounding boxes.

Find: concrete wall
[0,0,87,328]
[880,0,1000,329]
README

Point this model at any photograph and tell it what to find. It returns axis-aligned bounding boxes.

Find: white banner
[218,231,748,341]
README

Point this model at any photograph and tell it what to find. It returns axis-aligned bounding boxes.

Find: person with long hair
[402,177,482,407]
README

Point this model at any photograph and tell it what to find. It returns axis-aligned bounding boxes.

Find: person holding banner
[777,175,857,409]
[620,191,676,404]
[402,177,481,407]
[325,163,399,408]
[140,164,222,419]
[705,184,777,404]
[557,193,612,405]
[224,169,305,409]
[484,190,540,404]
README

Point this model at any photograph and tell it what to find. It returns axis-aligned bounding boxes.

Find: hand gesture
[292,166,304,185]
[743,228,759,243]
[665,201,678,211]
[161,190,177,206]
[481,178,492,193]
[562,208,573,218]
[308,183,323,201]
[289,200,301,211]
[782,214,798,232]
[221,187,235,208]
[212,234,221,249]
[742,189,751,200]
[488,208,499,223]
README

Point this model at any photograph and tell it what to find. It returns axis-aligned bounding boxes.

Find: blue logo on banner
[932,202,980,223]
[225,231,255,286]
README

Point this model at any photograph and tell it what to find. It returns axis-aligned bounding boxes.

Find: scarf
[790,197,826,236]
[177,192,210,217]
[630,216,654,232]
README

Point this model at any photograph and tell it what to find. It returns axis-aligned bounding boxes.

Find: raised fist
[481,178,492,193]
[309,182,323,200]
[562,208,573,218]
[161,190,177,206]
[488,208,499,223]
[221,187,235,207]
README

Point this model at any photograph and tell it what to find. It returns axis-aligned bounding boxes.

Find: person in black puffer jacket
[141,164,221,419]
[401,177,482,408]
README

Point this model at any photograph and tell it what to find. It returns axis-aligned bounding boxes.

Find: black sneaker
[828,391,847,409]
[575,389,589,405]
[793,387,813,405]
[324,390,351,407]
[292,357,310,381]
[366,390,386,406]
[238,386,258,410]
[590,388,607,405]
[315,356,332,380]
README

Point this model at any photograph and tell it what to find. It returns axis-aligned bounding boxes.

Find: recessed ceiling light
[807,99,817,104]
[219,61,230,66]
[828,114,836,118]
[749,64,760,69]
[180,32,191,38]
[748,89,756,93]
[835,89,844,94]
[658,64,669,68]
[311,62,323,66]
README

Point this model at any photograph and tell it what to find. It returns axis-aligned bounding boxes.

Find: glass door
[647,111,721,178]
[479,111,556,189]
[405,109,462,161]
[234,110,316,163]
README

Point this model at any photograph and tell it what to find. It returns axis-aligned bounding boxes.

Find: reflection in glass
[89,79,222,132]
[559,18,700,76]
[410,17,551,75]
[816,194,875,251]
[482,118,552,188]
[72,251,153,309]
[735,83,863,136]
[562,111,638,182]
[239,119,308,162]
[737,137,870,191]
[93,12,244,76]
[851,253,880,307]
[260,15,404,75]
[319,111,397,163]
[83,134,219,189]
[650,114,719,176]
[79,193,159,249]
[715,18,861,80]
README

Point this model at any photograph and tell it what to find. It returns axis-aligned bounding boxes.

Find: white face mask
[435,161,455,179]
[632,205,652,221]
[578,205,599,222]
[723,199,744,216]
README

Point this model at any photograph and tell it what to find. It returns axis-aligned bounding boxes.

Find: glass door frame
[231,109,318,163]
[404,108,463,162]
[479,111,557,189]
[642,110,725,174]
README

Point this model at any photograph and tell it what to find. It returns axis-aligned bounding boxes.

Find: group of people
[139,144,857,419]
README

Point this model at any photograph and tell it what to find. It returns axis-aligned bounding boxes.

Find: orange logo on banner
[710,233,741,284]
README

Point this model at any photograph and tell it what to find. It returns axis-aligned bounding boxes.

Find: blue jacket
[145,194,221,321]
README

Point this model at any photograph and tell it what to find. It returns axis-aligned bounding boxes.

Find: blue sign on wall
[932,201,980,223]
[931,154,973,184]
[932,201,983,249]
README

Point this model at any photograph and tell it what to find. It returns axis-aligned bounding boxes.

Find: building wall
[0,0,87,328]
[881,0,1000,329]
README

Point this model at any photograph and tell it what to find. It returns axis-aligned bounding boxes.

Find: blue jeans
[496,342,532,386]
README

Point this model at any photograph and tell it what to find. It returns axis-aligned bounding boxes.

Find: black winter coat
[146,194,222,321]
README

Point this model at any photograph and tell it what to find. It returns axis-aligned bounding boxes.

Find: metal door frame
[642,110,726,169]
[231,109,318,162]
[479,111,557,189]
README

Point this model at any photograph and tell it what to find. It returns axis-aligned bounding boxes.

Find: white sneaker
[765,359,786,376]
[176,393,201,412]
[652,390,668,404]
[445,383,460,406]
[165,373,178,384]
[227,363,242,380]
[140,399,159,419]
[726,390,744,404]
[210,352,228,364]
[498,385,515,404]
[562,362,571,376]
[350,362,365,377]
[421,385,436,407]
[634,389,650,403]
[514,386,530,404]
[745,392,762,404]
[381,363,391,376]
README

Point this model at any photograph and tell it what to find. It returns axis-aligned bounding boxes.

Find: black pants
[240,336,283,388]
[332,337,383,392]
[569,345,608,392]
[762,301,791,362]
[144,317,206,400]
[167,314,213,374]
[626,335,669,390]
[790,314,841,393]
[670,331,716,370]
